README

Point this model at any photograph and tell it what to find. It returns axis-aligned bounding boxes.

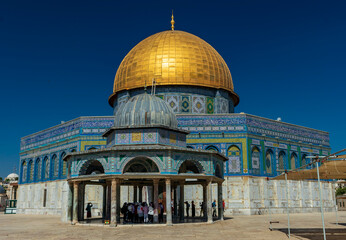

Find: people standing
[158,202,164,223]
[85,202,93,219]
[212,200,217,217]
[148,202,154,223]
[222,199,225,213]
[200,202,204,217]
[138,203,144,223]
[185,201,190,217]
[143,202,149,223]
[191,201,195,217]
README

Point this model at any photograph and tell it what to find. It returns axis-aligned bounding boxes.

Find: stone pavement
[0,211,346,240]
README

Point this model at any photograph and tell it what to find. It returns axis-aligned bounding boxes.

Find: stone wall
[184,176,335,216]
[17,176,336,222]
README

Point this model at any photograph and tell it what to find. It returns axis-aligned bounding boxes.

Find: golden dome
[110,30,239,106]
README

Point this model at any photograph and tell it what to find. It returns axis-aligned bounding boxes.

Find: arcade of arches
[68,157,224,226]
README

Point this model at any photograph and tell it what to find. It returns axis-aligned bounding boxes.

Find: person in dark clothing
[121,202,128,222]
[185,201,190,217]
[191,201,195,217]
[158,202,164,223]
[86,202,93,218]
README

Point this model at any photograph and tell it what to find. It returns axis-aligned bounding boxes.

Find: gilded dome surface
[110,30,238,105]
[114,93,178,129]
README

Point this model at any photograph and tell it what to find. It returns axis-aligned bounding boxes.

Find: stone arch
[79,160,105,176]
[60,152,67,176]
[251,146,261,175]
[122,157,160,173]
[28,160,34,182]
[265,149,274,175]
[205,145,219,152]
[186,146,194,149]
[51,154,58,178]
[43,156,50,179]
[301,154,307,168]
[21,160,27,183]
[178,160,204,174]
[35,158,41,181]
[291,152,298,169]
[278,151,286,171]
[215,163,223,178]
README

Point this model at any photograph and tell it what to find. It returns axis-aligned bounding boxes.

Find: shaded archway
[178,160,203,174]
[123,157,159,173]
[215,164,222,178]
[79,160,105,176]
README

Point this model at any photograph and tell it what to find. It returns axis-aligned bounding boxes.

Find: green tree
[336,187,346,196]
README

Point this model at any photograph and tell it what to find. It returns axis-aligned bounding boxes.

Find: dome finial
[171,10,175,31]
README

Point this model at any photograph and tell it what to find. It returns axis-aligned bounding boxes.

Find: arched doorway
[123,157,159,173]
[178,160,203,174]
[79,160,105,176]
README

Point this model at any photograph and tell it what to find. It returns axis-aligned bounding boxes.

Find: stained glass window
[44,158,50,179]
[22,161,27,182]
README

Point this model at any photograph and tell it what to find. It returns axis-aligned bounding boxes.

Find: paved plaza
[1,212,346,240]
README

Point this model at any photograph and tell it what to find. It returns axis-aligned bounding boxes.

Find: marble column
[218,182,224,220]
[106,182,111,220]
[134,185,138,203]
[139,186,143,202]
[165,178,172,226]
[67,183,73,222]
[110,179,119,227]
[203,183,207,219]
[207,179,213,223]
[72,182,79,224]
[153,179,159,223]
[179,180,184,222]
[103,185,107,219]
[173,185,178,216]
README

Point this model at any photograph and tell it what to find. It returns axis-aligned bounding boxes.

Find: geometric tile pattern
[206,97,214,114]
[166,95,179,113]
[181,95,190,113]
[192,96,205,113]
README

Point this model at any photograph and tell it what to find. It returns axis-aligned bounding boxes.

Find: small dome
[114,93,177,128]
[6,173,18,181]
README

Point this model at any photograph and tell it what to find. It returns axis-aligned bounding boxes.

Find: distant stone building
[17,23,335,222]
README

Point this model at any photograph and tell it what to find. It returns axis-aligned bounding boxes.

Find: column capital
[165,178,171,184]
[153,178,160,184]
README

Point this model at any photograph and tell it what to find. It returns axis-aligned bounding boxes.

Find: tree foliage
[336,187,346,196]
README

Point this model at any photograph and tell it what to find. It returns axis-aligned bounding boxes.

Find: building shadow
[274,228,346,240]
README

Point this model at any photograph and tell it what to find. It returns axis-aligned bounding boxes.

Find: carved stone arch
[79,159,105,176]
[122,156,160,173]
[178,159,205,174]
[205,145,219,152]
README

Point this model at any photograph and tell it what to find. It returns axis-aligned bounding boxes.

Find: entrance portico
[68,172,224,226]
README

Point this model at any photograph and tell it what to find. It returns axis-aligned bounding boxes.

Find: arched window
[251,147,260,175]
[265,150,273,174]
[61,152,67,176]
[301,154,307,167]
[28,160,34,182]
[52,155,58,177]
[22,161,27,183]
[290,152,298,169]
[228,145,241,173]
[44,157,50,179]
[278,151,285,171]
[206,145,219,152]
[35,158,41,181]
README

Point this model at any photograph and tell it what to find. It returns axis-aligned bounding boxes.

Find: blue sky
[0,0,345,178]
